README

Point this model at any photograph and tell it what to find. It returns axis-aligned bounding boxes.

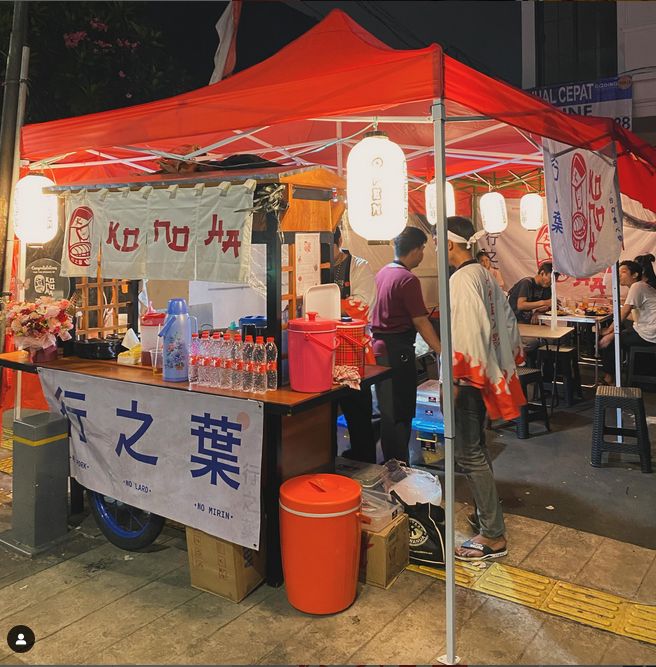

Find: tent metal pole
[336,121,344,177]
[611,262,623,437]
[432,98,460,666]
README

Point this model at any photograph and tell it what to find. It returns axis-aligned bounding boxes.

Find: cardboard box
[186,527,265,602]
[359,512,409,589]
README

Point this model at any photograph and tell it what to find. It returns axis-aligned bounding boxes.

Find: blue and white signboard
[38,369,264,549]
[531,76,633,130]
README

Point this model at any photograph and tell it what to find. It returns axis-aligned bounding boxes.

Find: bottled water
[199,331,211,359]
[221,359,233,389]
[265,336,278,363]
[232,360,243,391]
[242,361,254,392]
[221,332,232,362]
[232,333,243,363]
[242,335,255,364]
[253,336,266,365]
[266,360,278,391]
[253,363,267,393]
[211,332,221,358]
[197,357,210,386]
[188,333,200,382]
[209,357,221,387]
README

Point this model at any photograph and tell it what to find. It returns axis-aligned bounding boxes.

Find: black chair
[627,345,656,387]
[538,345,582,407]
[591,385,652,473]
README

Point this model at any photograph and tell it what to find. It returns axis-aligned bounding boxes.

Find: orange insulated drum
[279,473,362,614]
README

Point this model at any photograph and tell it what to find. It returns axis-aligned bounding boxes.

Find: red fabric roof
[20,9,656,218]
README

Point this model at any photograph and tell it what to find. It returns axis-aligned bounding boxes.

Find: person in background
[371,227,442,463]
[445,216,525,561]
[507,262,553,324]
[599,260,656,385]
[476,250,505,291]
[333,226,377,462]
[635,253,656,289]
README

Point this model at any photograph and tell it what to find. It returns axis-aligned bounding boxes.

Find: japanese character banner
[61,190,97,277]
[145,187,198,280]
[93,189,149,280]
[38,369,264,549]
[195,185,253,283]
[543,140,623,279]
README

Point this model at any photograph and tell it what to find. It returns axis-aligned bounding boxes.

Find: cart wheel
[87,489,165,551]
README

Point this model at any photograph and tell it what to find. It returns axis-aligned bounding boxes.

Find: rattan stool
[591,385,652,473]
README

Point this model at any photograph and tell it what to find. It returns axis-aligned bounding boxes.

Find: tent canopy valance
[20,9,656,218]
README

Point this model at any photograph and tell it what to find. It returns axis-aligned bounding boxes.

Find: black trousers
[339,385,376,463]
[374,334,417,464]
[601,328,656,374]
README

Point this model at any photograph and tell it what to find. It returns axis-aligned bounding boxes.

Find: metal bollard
[0,411,69,556]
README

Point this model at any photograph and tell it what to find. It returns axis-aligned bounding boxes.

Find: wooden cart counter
[1,351,391,586]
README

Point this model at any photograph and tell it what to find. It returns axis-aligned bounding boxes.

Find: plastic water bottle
[253,336,266,366]
[232,360,243,391]
[221,359,233,389]
[197,357,210,386]
[199,331,211,360]
[208,357,221,387]
[188,333,200,383]
[265,336,278,363]
[188,355,199,386]
[242,335,255,365]
[211,332,222,359]
[232,332,243,363]
[266,360,278,391]
[221,332,232,362]
[242,361,254,392]
[253,363,267,394]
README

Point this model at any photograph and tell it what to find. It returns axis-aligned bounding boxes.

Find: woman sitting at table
[599,260,656,385]
[635,253,656,289]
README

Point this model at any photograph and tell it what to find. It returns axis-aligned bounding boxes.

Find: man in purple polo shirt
[371,226,442,462]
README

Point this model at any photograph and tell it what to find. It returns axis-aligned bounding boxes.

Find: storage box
[186,527,265,602]
[359,512,409,589]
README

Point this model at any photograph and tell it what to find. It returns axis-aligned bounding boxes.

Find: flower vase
[29,345,58,364]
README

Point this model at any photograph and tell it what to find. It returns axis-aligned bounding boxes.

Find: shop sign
[61,184,254,283]
[38,369,264,549]
[25,258,69,301]
[531,75,633,130]
[543,140,622,279]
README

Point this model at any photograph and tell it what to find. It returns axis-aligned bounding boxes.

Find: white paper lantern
[13,175,58,244]
[346,132,407,240]
[520,193,544,231]
[425,179,456,225]
[479,191,507,234]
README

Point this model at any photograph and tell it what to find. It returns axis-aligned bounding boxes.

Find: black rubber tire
[86,489,165,551]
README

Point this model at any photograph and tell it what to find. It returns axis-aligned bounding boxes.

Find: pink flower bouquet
[5,296,74,361]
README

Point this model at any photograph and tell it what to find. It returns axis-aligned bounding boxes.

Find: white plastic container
[361,489,402,532]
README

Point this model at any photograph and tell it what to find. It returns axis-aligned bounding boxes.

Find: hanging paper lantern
[13,175,58,244]
[346,131,407,240]
[425,179,456,225]
[479,192,507,234]
[520,193,544,231]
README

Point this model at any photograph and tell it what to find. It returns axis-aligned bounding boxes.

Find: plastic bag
[383,461,442,507]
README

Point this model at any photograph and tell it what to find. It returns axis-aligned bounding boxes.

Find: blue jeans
[455,386,505,539]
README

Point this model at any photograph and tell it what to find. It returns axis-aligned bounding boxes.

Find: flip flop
[455,538,508,562]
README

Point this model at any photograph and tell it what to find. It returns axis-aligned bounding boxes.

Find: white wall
[618,2,656,119]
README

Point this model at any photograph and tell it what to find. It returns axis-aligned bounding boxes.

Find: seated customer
[600,260,656,385]
[476,250,506,291]
[507,262,553,324]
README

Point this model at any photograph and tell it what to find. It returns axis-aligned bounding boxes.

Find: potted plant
[4,296,74,363]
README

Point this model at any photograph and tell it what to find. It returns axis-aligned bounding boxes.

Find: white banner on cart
[62,184,254,283]
[195,185,253,283]
[543,140,623,279]
[61,190,97,278]
[146,187,198,280]
[38,369,264,549]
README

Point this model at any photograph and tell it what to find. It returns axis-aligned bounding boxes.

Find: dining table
[518,323,575,413]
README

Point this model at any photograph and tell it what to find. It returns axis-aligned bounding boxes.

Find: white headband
[447,229,486,249]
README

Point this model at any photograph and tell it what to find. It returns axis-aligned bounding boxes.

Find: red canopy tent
[20,9,656,218]
[16,10,656,662]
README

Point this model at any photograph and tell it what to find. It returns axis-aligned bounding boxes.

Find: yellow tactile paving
[0,457,13,475]
[0,427,13,451]
[408,561,656,646]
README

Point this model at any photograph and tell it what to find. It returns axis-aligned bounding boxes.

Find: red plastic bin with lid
[279,473,362,614]
[288,312,338,393]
